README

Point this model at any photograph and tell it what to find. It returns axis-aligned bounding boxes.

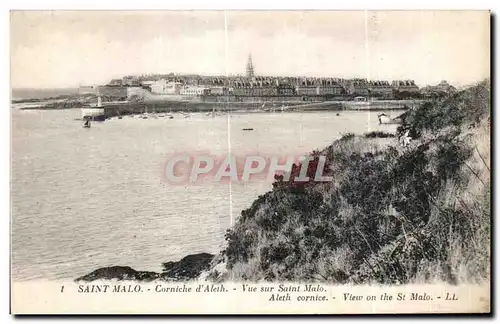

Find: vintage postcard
[10,10,491,314]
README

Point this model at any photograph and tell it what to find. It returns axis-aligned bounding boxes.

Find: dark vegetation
[364,131,396,138]
[397,80,490,139]
[218,80,490,284]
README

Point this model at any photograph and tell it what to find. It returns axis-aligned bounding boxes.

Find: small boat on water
[242,128,254,131]
[178,110,190,118]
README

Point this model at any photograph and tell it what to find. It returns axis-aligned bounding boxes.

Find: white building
[164,82,183,94]
[149,79,183,94]
[180,86,211,96]
[150,79,167,94]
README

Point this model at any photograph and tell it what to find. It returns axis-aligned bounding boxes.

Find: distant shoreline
[11,88,80,102]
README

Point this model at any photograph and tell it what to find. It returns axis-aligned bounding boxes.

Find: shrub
[364,131,396,138]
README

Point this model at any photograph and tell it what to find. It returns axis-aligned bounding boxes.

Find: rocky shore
[75,253,214,282]
[12,94,97,110]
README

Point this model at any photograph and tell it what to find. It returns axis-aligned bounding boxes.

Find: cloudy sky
[11,10,490,89]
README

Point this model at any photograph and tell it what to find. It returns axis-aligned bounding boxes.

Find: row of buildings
[90,55,455,99]
[102,76,445,98]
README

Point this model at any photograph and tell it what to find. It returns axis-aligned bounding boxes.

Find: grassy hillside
[208,80,490,284]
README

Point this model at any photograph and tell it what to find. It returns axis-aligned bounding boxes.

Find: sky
[10,10,490,89]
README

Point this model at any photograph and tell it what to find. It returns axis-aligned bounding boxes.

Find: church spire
[246,53,255,78]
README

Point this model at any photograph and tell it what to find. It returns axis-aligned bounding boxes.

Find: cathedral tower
[246,54,255,78]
